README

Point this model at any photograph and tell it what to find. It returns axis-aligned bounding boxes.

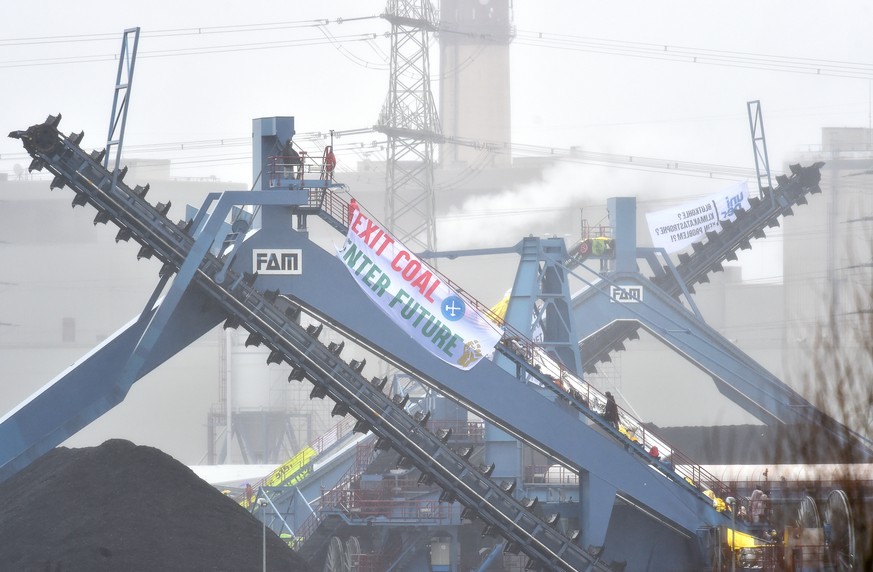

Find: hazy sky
[2,0,871,188]
[1,1,871,459]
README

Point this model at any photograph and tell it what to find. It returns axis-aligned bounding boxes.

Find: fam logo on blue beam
[441,296,466,321]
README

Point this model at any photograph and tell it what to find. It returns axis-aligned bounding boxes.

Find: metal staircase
[293,440,379,560]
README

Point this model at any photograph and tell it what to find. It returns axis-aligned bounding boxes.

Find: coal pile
[0,439,310,571]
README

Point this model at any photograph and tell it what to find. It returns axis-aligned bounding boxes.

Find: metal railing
[237,415,358,507]
[310,190,731,504]
[295,441,378,546]
[267,151,328,187]
[327,494,452,524]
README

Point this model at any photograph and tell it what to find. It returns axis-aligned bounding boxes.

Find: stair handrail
[301,190,731,502]
[237,415,359,506]
[295,440,378,546]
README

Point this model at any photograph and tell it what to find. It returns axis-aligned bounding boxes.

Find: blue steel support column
[494,237,540,375]
[579,471,618,554]
[116,190,300,391]
[608,197,638,274]
[538,238,583,375]
[0,291,224,482]
[486,238,538,504]
[103,28,140,175]
[253,116,295,191]
[490,237,547,501]
[451,527,460,572]
[496,237,583,375]
[0,189,304,482]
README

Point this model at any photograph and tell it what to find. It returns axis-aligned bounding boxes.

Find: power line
[3,15,871,80]
[317,25,388,71]
[0,32,382,69]
[0,18,379,46]
[513,30,873,80]
[0,129,761,182]
[3,15,854,179]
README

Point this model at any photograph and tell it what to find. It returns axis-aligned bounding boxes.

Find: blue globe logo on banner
[441,296,466,321]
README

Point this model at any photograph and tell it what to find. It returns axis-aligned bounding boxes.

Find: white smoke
[437,160,660,250]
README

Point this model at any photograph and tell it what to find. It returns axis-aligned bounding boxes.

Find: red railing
[295,441,378,545]
[581,221,613,240]
[327,493,452,523]
[523,343,732,501]
[310,186,351,226]
[268,149,333,188]
[301,489,449,568]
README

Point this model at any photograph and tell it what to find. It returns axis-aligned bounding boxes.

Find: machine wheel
[826,489,855,571]
[322,536,345,572]
[796,494,821,529]
[340,537,352,572]
[346,536,361,572]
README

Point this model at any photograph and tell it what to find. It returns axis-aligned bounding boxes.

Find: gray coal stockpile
[0,439,310,571]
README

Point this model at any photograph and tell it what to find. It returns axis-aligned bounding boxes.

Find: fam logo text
[610,285,643,303]
[253,249,302,275]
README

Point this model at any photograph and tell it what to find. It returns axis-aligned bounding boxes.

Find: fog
[1,0,871,466]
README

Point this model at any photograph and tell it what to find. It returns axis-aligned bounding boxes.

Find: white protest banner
[337,208,502,370]
[646,181,751,253]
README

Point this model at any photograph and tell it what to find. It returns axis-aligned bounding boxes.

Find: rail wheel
[346,536,361,572]
[322,536,346,572]
[826,489,855,571]
[796,494,821,529]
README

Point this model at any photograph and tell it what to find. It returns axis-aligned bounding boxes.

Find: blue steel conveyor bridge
[3,114,867,571]
[419,158,870,464]
[566,172,872,460]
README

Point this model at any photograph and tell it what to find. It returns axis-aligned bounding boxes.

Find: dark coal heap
[0,439,310,571]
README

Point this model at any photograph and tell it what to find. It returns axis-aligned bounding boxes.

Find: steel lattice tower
[377,0,442,252]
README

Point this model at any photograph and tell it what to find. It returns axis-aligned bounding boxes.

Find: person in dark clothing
[604,391,619,430]
[282,139,302,180]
